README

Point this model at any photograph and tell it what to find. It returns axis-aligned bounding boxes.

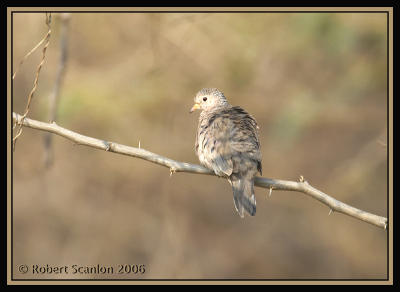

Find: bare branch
[12,112,388,230]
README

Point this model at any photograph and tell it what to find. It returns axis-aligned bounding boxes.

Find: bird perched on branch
[190,88,262,217]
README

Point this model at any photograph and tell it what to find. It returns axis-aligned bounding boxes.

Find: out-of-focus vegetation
[12,12,387,279]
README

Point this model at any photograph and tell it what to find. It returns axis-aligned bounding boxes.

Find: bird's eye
[203,97,207,102]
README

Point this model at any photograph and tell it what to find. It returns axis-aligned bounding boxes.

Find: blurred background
[12,12,387,280]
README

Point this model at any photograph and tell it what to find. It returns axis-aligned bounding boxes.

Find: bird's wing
[199,111,235,177]
[199,106,262,177]
[226,107,262,174]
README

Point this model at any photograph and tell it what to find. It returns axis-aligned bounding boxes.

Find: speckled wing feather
[196,106,235,177]
[195,105,262,216]
[226,106,262,176]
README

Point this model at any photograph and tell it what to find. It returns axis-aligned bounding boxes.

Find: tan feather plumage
[192,88,262,217]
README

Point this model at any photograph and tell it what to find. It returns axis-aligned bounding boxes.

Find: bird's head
[190,88,229,113]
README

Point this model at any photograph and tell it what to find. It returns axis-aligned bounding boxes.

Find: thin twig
[13,13,52,151]
[12,112,388,230]
[12,35,47,80]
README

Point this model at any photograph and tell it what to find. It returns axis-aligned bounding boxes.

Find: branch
[12,112,388,230]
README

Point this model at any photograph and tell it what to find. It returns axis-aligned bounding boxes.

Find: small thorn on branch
[170,167,176,177]
[268,186,273,198]
[138,140,141,149]
[329,209,333,216]
[105,142,113,151]
[299,175,309,185]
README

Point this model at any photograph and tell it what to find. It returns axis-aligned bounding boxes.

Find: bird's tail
[231,178,256,218]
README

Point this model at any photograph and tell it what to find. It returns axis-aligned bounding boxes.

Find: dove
[190,88,262,217]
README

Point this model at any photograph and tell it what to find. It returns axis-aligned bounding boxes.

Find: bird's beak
[189,103,200,113]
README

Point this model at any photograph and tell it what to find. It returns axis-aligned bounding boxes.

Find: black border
[10,9,391,283]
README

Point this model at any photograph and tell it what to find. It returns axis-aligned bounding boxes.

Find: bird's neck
[201,104,232,117]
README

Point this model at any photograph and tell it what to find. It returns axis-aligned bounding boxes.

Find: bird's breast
[196,119,213,168]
